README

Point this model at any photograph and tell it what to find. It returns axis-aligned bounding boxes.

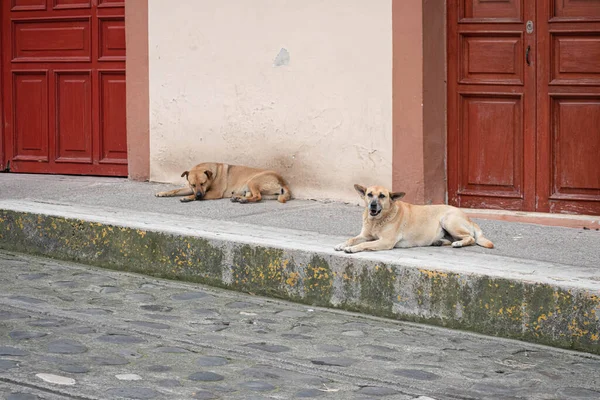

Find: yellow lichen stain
[566,318,590,338]
[418,269,448,279]
[591,333,599,341]
[504,305,517,316]
[286,272,299,287]
[138,230,147,238]
[308,265,330,281]
[498,308,504,315]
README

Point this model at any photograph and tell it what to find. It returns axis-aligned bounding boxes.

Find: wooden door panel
[98,17,125,61]
[554,0,600,19]
[98,0,124,8]
[55,71,92,163]
[13,71,48,161]
[99,71,126,164]
[461,0,523,21]
[11,1,46,12]
[551,97,600,198]
[12,18,91,62]
[460,33,524,84]
[551,33,600,84]
[459,95,523,198]
[53,0,92,10]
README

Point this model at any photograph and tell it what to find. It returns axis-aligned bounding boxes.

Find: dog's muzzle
[195,191,204,200]
[369,202,381,217]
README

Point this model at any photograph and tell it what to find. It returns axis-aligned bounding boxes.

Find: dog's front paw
[230,197,239,203]
[334,243,347,251]
[343,246,356,253]
[155,192,166,197]
[180,197,193,203]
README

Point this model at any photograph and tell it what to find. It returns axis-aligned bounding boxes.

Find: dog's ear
[181,171,189,180]
[354,184,366,197]
[204,170,213,180]
[390,192,406,201]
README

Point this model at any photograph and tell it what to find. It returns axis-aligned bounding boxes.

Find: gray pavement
[0,174,599,269]
[2,251,600,400]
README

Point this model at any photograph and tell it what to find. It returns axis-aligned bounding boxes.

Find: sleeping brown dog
[155,162,291,203]
[335,184,494,253]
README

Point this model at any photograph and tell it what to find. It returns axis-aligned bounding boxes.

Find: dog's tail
[473,222,494,248]
[277,184,292,203]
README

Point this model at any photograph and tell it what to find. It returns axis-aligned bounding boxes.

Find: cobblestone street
[1,250,600,400]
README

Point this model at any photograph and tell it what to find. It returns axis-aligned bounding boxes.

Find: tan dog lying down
[335,184,494,253]
[155,162,291,203]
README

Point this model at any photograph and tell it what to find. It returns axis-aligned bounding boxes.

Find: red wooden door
[2,0,126,176]
[448,0,600,215]
[536,1,600,214]
[448,0,536,212]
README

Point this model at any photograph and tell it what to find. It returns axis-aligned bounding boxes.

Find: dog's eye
[378,193,386,199]
[367,193,373,198]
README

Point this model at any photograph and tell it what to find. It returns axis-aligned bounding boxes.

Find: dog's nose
[370,202,378,210]
[195,192,204,199]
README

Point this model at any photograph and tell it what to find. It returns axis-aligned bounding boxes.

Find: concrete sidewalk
[0,174,599,354]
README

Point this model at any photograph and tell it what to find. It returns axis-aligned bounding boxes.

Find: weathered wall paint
[148,0,393,203]
[1,209,599,354]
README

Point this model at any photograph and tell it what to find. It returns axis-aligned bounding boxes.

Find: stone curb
[0,207,599,355]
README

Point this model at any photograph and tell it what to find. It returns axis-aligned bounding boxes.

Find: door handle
[526,45,531,66]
